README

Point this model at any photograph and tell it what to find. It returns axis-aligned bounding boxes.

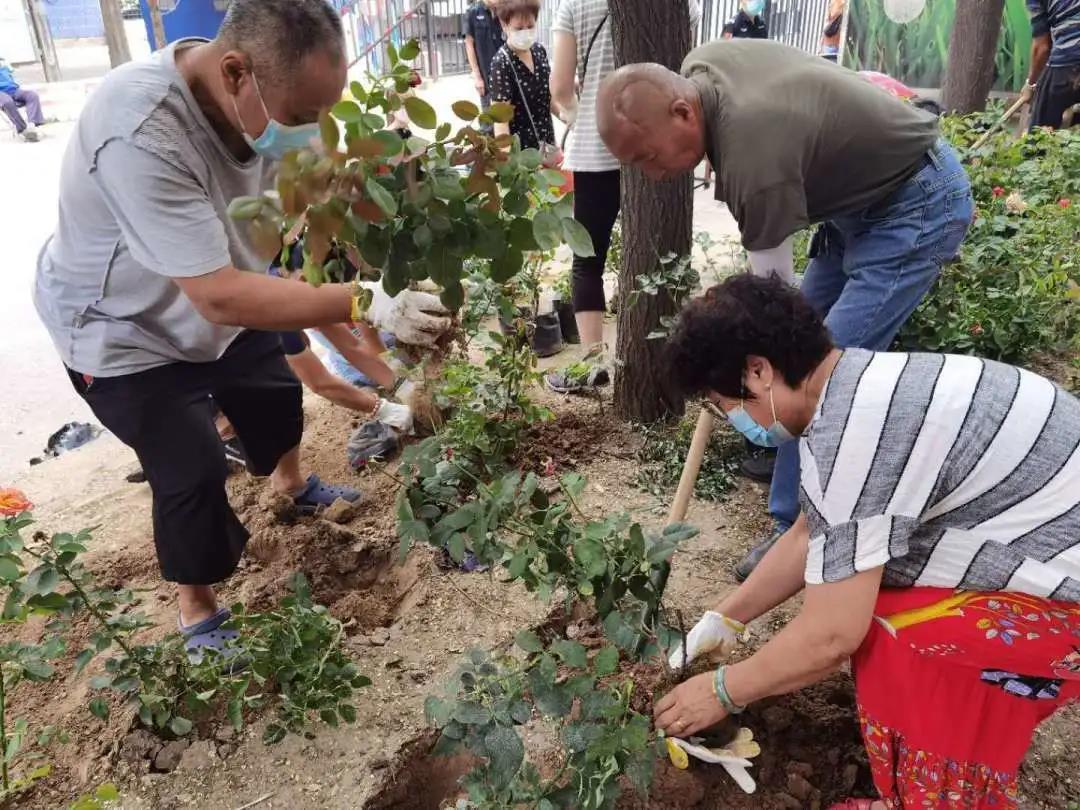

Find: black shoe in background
[734,527,785,582]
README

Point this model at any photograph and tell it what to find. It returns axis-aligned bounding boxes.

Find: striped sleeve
[802,351,967,585]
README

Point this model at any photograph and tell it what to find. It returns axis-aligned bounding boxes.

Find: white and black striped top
[800,349,1080,602]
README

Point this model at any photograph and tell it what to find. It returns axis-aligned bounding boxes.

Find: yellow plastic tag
[666,738,689,770]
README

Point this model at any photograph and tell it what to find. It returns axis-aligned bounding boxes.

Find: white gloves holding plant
[664,728,761,794]
[374,398,413,433]
[667,611,746,671]
[357,281,454,348]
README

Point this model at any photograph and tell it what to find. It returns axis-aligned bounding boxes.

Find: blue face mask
[722,386,795,448]
[232,73,320,162]
[745,0,765,17]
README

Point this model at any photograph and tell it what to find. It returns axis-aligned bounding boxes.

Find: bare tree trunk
[610,0,694,423]
[99,0,131,68]
[942,0,1005,113]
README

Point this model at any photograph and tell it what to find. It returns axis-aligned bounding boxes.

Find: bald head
[596,64,707,181]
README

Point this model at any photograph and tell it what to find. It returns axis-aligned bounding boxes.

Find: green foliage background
[846,0,1032,91]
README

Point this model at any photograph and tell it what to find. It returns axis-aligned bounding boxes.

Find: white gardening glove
[394,379,417,405]
[559,98,579,127]
[746,234,796,285]
[664,728,760,794]
[374,398,413,433]
[358,282,454,347]
[668,611,746,671]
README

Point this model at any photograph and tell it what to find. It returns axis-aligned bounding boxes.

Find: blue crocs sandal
[291,474,362,515]
[179,607,244,668]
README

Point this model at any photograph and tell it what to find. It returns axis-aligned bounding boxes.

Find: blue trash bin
[139,0,230,47]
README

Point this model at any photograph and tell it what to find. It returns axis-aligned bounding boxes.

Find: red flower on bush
[992,187,1005,198]
[0,489,32,517]
[445,448,454,461]
[542,457,556,477]
[970,323,984,337]
[1060,198,1072,209]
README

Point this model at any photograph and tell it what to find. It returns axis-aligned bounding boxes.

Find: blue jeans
[768,139,973,531]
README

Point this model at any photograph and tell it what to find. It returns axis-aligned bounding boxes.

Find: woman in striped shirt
[658,274,1080,809]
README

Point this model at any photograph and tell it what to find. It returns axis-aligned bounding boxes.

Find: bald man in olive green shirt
[597,40,973,580]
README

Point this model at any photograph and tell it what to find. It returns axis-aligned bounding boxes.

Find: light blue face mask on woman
[722,384,795,448]
[232,73,320,162]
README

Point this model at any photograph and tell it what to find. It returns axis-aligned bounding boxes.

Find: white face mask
[507,27,537,50]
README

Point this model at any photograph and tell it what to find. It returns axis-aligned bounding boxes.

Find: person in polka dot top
[488,0,557,152]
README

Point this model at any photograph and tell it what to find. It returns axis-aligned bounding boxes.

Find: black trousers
[1030,63,1080,130]
[570,169,621,313]
[68,331,303,585]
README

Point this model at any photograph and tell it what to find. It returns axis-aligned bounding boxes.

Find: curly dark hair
[666,274,833,401]
[496,0,541,23]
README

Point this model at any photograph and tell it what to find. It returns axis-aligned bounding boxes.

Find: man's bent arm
[174,266,352,330]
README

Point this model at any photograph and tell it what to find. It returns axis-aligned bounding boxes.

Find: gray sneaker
[734,527,785,582]
[20,129,39,142]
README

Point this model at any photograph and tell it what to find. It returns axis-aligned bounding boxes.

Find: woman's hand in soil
[668,611,745,671]
[654,672,728,738]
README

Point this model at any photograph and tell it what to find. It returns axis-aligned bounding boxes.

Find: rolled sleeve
[1026,0,1050,37]
[805,514,920,584]
[735,183,809,251]
[553,0,576,35]
[92,138,231,279]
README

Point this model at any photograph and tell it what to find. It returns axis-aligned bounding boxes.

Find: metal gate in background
[342,0,831,80]
[697,0,832,55]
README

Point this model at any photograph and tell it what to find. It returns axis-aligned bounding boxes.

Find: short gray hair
[217,0,344,80]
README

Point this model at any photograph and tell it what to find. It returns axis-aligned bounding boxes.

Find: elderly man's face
[232,47,346,138]
[607,101,705,181]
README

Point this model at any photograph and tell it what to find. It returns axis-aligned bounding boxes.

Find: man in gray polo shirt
[34,0,394,660]
[596,40,973,582]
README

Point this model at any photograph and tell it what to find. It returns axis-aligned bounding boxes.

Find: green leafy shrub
[899,123,1080,361]
[635,415,743,503]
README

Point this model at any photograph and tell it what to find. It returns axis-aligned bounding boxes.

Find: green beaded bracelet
[713,665,746,715]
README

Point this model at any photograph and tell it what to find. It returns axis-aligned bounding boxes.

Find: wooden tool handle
[970,96,1028,152]
[667,407,716,525]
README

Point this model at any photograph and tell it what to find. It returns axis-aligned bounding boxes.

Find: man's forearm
[180,268,352,330]
[465,37,481,74]
[715,514,808,625]
[1028,36,1051,85]
[318,323,395,388]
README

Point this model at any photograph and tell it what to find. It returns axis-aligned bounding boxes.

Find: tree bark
[941,0,1005,113]
[98,0,131,68]
[609,1,694,424]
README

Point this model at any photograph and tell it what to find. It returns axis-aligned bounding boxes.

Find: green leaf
[532,210,562,250]
[262,723,287,745]
[319,708,339,728]
[435,121,452,140]
[364,178,398,218]
[89,697,110,721]
[514,629,544,654]
[447,532,466,564]
[593,645,619,677]
[228,698,244,730]
[490,248,524,283]
[550,640,588,669]
[27,592,68,612]
[488,101,515,123]
[331,100,364,123]
[320,111,340,152]
[453,701,492,726]
[661,522,699,544]
[169,716,193,737]
[539,168,567,187]
[22,658,52,681]
[339,703,358,724]
[404,96,438,130]
[399,39,421,61]
[484,727,524,789]
[25,564,59,596]
[603,610,640,651]
[413,223,433,251]
[518,149,542,170]
[372,130,406,156]
[73,648,95,675]
[360,112,386,130]
[424,696,454,727]
[226,196,264,221]
[95,783,120,802]
[452,100,480,121]
[561,217,596,257]
[349,81,368,103]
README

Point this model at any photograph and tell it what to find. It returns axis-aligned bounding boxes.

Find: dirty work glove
[664,728,761,794]
[358,282,455,347]
[374,398,413,433]
[668,611,746,671]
